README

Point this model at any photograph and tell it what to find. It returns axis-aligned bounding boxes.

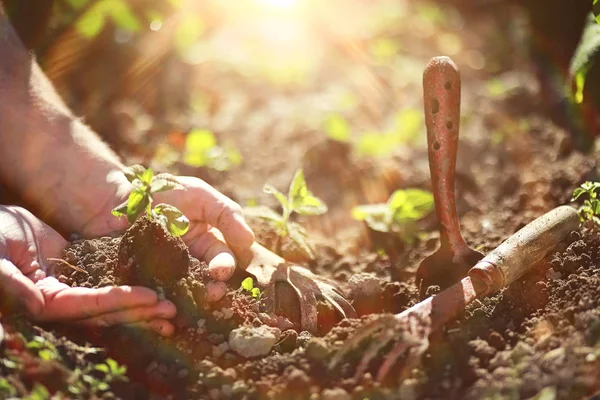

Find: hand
[82,174,255,299]
[0,206,176,336]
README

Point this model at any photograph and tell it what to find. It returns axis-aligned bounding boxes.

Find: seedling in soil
[245,169,327,258]
[183,129,243,172]
[572,181,600,223]
[111,164,190,237]
[352,188,434,243]
[240,277,262,299]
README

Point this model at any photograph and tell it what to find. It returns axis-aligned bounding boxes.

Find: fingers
[76,301,176,337]
[36,278,172,321]
[0,259,44,316]
[187,227,236,281]
[161,177,255,249]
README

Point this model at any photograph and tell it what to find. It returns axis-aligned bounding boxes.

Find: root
[47,258,88,275]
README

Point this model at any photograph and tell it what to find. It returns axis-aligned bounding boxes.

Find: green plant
[111,165,190,236]
[352,189,434,242]
[183,129,243,172]
[240,277,262,299]
[244,169,327,257]
[68,358,127,396]
[26,336,60,361]
[356,108,423,157]
[324,114,351,142]
[569,13,600,104]
[0,378,16,397]
[571,181,600,223]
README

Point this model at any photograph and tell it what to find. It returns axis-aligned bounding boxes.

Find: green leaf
[594,0,600,25]
[95,364,110,373]
[241,277,254,291]
[108,0,142,32]
[294,195,328,215]
[569,14,600,103]
[288,169,308,208]
[530,387,557,400]
[140,167,154,185]
[0,378,16,396]
[150,174,185,193]
[123,164,146,183]
[38,349,57,361]
[111,200,128,217]
[251,288,261,298]
[388,189,434,221]
[126,189,149,224]
[184,129,216,167]
[324,114,350,142]
[25,384,50,400]
[264,184,289,212]
[572,187,587,201]
[351,204,389,221]
[153,204,190,236]
[75,1,107,38]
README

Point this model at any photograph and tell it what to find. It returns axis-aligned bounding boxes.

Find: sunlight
[255,0,298,9]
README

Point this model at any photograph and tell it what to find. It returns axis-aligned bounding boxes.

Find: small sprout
[47,258,88,275]
[112,165,190,236]
[571,181,600,224]
[183,129,242,171]
[244,169,327,258]
[324,114,350,143]
[240,277,262,299]
[352,188,434,242]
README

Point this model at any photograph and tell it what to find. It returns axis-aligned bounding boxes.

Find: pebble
[212,342,230,358]
[304,338,329,361]
[229,325,281,358]
[232,380,249,396]
[221,308,234,320]
[321,387,350,400]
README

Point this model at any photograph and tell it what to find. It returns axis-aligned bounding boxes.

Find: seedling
[352,188,434,242]
[240,277,262,299]
[244,169,327,258]
[571,181,600,224]
[183,129,242,172]
[111,165,190,237]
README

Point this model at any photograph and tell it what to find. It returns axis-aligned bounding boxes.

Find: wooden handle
[469,206,580,291]
[423,56,467,254]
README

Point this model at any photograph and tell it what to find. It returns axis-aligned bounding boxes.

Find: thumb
[0,258,44,317]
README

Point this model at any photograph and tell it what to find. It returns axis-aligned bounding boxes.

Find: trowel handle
[423,56,468,254]
[469,206,580,292]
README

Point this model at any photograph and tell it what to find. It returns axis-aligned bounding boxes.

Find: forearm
[0,12,128,234]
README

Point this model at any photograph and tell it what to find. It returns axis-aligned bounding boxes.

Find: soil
[2,1,600,399]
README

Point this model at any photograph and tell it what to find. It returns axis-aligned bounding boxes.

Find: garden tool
[237,242,357,334]
[416,56,484,298]
[330,205,579,382]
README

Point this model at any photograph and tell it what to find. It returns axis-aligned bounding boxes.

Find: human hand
[0,206,176,336]
[83,174,255,300]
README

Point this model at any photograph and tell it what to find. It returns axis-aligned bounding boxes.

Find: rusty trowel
[330,205,579,381]
[416,56,484,298]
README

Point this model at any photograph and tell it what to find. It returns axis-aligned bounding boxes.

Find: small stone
[297,331,313,347]
[232,380,249,395]
[212,342,230,358]
[277,329,298,353]
[197,319,206,329]
[208,333,225,345]
[229,325,281,358]
[348,273,383,297]
[221,308,234,320]
[321,387,349,400]
[304,338,329,361]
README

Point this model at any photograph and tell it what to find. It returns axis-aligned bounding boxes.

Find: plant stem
[47,258,88,275]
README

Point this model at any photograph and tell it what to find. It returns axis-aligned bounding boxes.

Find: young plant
[183,129,242,172]
[111,165,190,237]
[352,188,434,242]
[240,277,262,299]
[571,181,600,223]
[245,169,328,258]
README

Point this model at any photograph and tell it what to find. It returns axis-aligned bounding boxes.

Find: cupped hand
[83,174,255,299]
[0,206,176,336]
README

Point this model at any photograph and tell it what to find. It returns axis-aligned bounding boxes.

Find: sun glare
[256,0,298,9]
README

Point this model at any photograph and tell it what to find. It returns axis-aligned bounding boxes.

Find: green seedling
[111,165,190,237]
[352,188,434,242]
[240,277,262,299]
[26,336,60,362]
[571,181,600,223]
[245,169,327,258]
[184,129,243,172]
[69,358,127,397]
[569,13,600,104]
